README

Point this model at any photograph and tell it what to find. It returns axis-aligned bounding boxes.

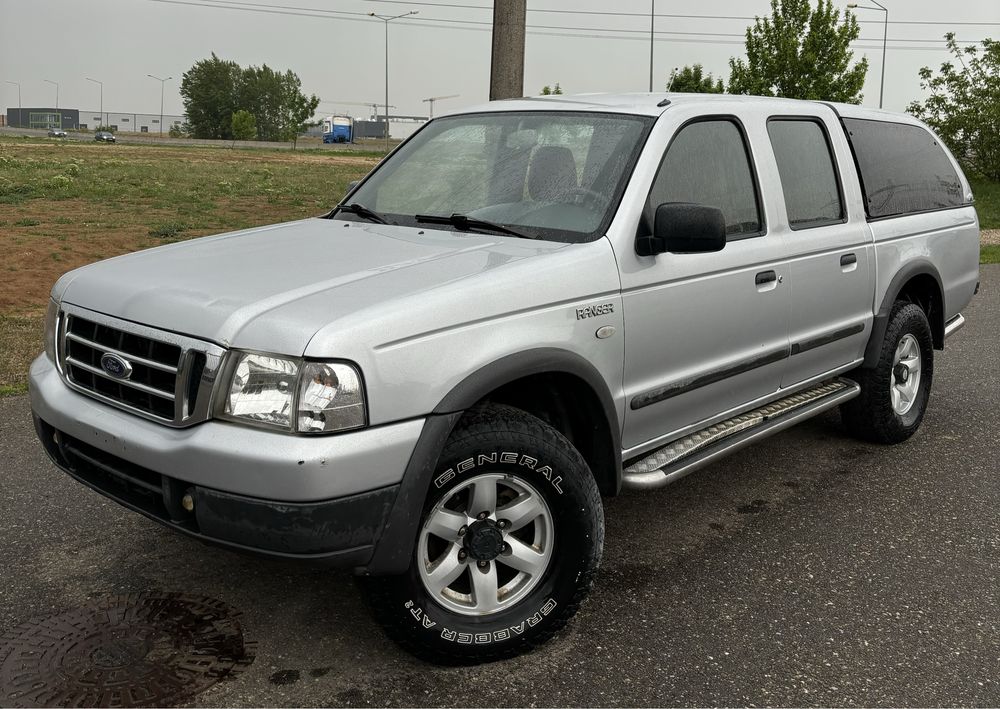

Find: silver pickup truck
[30,93,979,664]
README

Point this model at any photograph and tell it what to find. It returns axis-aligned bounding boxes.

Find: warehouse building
[5,107,185,132]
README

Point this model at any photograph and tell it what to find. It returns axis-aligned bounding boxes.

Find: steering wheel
[554,186,611,212]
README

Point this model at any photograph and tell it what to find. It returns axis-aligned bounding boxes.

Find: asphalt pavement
[1,267,997,707]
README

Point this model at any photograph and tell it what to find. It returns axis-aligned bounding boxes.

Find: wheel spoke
[425,508,467,540]
[470,563,500,613]
[499,536,547,576]
[890,385,900,411]
[496,493,544,532]
[469,478,498,517]
[424,544,465,595]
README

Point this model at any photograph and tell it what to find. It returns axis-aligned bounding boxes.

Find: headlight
[297,362,366,433]
[222,352,366,434]
[43,299,59,362]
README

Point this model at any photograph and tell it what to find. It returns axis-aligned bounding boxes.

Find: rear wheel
[364,404,603,665]
[841,302,934,443]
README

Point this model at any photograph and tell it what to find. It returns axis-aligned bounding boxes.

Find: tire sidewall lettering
[432,451,564,494]
[404,598,559,645]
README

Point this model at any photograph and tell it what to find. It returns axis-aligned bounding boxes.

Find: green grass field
[0,135,378,394]
[970,177,1000,230]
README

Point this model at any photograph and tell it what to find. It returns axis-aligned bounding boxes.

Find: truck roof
[444,92,922,125]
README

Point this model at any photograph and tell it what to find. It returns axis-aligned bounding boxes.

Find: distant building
[6,108,80,130]
[4,107,186,132]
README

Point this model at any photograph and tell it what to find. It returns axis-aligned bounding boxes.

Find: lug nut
[501,543,510,554]
[496,520,507,529]
[458,549,467,561]
[477,511,488,520]
[478,560,488,569]
[458,525,467,536]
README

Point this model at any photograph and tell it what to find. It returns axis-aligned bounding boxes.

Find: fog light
[181,493,195,512]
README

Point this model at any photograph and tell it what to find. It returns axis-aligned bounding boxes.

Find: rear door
[763,109,874,387]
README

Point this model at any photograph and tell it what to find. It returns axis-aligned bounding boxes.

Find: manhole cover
[0,592,256,707]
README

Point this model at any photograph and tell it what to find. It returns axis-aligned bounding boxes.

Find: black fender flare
[863,259,945,368]
[363,348,622,575]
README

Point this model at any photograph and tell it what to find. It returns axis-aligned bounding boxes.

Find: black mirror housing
[636,202,727,256]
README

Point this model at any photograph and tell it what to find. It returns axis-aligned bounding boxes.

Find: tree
[180,53,243,139]
[728,0,868,103]
[540,83,563,95]
[668,64,724,93]
[908,34,1000,181]
[230,110,257,143]
[180,55,319,144]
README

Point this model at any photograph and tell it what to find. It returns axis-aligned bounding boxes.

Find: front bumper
[29,354,425,566]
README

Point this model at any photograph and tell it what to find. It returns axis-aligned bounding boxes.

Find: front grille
[57,305,226,426]
[65,315,181,420]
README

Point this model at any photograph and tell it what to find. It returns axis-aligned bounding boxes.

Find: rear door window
[645,119,762,238]
[767,119,843,229]
[842,118,964,219]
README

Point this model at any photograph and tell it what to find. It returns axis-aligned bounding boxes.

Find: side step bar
[622,378,861,491]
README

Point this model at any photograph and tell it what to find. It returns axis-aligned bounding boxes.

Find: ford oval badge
[100,353,133,380]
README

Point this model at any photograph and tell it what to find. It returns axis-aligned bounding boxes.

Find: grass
[970,177,1000,230]
[980,245,1000,264]
[0,135,378,396]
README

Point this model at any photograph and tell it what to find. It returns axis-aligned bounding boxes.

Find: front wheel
[363,404,604,665]
[841,302,934,443]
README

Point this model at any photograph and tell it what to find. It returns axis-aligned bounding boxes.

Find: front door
[619,116,791,452]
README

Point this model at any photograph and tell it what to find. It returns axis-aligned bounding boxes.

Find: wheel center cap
[464,520,504,561]
[894,363,910,383]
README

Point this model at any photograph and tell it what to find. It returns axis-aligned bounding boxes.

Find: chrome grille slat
[65,357,177,400]
[57,304,226,427]
[65,332,179,373]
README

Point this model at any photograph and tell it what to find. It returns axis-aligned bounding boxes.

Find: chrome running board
[622,378,861,491]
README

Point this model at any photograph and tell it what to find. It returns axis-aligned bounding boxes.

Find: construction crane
[319,100,395,121]
[421,94,460,119]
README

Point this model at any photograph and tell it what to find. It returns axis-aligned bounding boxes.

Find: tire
[841,301,934,444]
[363,403,604,665]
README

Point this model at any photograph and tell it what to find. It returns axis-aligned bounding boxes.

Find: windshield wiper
[335,203,389,224]
[414,213,538,240]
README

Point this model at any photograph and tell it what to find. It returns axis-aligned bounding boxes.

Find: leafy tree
[728,0,868,103]
[230,110,257,143]
[180,53,243,139]
[180,55,318,144]
[908,34,1000,181]
[540,83,563,95]
[668,64,725,93]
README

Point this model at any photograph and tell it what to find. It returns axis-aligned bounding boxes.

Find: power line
[142,0,987,50]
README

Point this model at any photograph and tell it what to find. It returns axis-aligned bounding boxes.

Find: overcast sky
[2,0,998,120]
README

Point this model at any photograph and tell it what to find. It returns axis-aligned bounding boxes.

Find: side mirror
[345,180,360,195]
[636,202,727,256]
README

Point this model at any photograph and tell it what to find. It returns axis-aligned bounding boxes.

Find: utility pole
[147,74,172,136]
[44,79,59,110]
[5,81,20,127]
[370,10,418,152]
[86,77,103,128]
[489,0,526,100]
[848,2,888,109]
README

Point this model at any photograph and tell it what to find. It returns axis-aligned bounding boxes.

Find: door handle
[755,270,777,286]
[840,253,857,267]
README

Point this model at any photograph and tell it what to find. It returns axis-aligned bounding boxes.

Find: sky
[1,0,998,121]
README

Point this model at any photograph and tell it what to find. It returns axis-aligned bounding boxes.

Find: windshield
[337,111,654,242]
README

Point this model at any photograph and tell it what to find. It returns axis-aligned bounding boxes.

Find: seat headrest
[528,146,577,202]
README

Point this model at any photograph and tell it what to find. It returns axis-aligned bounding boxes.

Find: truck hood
[55,218,569,354]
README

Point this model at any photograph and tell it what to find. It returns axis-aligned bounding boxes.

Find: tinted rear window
[842,118,964,219]
[767,119,843,229]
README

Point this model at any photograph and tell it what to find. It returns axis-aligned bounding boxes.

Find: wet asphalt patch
[0,592,255,707]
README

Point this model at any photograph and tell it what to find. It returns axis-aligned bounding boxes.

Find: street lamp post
[369,9,418,152]
[648,0,655,92]
[848,1,888,109]
[4,81,21,127]
[44,79,59,129]
[147,74,173,136]
[86,77,104,128]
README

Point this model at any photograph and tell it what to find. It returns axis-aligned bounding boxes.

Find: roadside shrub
[148,222,186,239]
